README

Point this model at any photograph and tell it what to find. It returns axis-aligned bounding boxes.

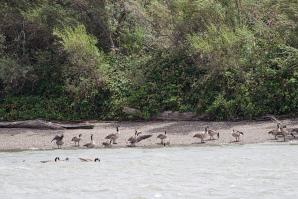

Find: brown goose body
[71,134,82,146]
[193,128,208,143]
[232,130,244,142]
[206,127,219,140]
[157,131,167,144]
[128,131,152,147]
[84,134,95,148]
[105,126,120,144]
[51,134,64,149]
[102,140,113,147]
[79,158,100,162]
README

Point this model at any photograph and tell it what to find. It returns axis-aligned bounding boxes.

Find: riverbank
[0,119,298,151]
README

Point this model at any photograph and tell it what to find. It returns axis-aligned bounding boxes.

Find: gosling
[71,134,82,147]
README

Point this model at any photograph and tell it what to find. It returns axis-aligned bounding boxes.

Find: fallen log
[60,124,94,129]
[0,120,94,130]
[0,120,64,130]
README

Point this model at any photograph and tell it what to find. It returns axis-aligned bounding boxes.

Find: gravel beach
[1,119,298,151]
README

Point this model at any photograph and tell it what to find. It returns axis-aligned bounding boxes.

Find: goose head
[54,157,60,162]
[217,132,220,138]
[94,158,100,162]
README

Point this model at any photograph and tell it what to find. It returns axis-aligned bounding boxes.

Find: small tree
[54,25,108,105]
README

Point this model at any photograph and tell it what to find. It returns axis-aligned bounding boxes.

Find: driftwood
[0,120,94,130]
[61,124,94,129]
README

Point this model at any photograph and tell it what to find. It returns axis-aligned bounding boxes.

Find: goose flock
[40,157,99,163]
[50,115,298,149]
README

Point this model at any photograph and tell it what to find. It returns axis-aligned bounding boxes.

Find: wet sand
[0,119,298,151]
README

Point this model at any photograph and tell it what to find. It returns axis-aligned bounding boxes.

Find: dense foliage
[0,0,297,121]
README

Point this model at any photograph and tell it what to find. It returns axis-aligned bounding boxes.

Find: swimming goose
[79,158,100,162]
[102,140,113,148]
[83,134,95,148]
[232,129,244,142]
[157,131,167,144]
[105,126,120,144]
[51,134,64,149]
[193,127,208,143]
[40,157,60,163]
[71,134,82,146]
[206,126,220,140]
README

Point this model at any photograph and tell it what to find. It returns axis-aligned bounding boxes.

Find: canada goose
[83,134,95,148]
[128,131,152,147]
[51,134,64,149]
[71,134,82,146]
[102,139,113,147]
[40,157,60,163]
[280,125,295,142]
[232,129,244,142]
[127,130,141,143]
[206,126,220,140]
[79,158,100,162]
[157,131,167,144]
[105,126,120,144]
[268,123,282,140]
[128,131,138,145]
[265,115,296,141]
[193,127,208,143]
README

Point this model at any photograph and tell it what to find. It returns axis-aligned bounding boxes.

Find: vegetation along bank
[0,1,297,121]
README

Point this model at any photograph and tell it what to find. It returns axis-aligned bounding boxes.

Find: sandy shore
[0,119,298,151]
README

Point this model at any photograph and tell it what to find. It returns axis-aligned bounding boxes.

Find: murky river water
[0,144,297,199]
